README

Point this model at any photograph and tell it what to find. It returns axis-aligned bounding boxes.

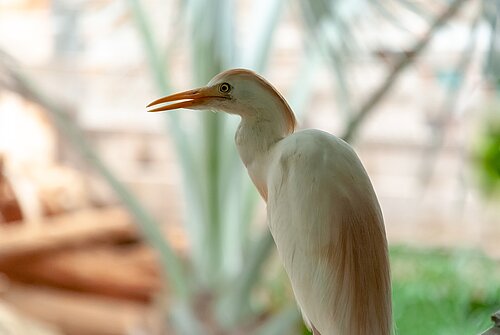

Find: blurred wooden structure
[2,284,154,335]
[0,204,165,334]
[0,20,170,330]
[0,301,63,335]
[0,117,167,334]
[0,156,23,223]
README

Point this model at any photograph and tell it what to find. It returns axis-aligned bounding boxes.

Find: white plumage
[148,68,392,335]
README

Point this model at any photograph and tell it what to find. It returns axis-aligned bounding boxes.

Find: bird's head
[147,68,296,134]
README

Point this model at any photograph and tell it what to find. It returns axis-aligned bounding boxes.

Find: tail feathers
[312,324,321,335]
[327,201,392,335]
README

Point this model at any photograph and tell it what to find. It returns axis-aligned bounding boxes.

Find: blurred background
[0,0,499,334]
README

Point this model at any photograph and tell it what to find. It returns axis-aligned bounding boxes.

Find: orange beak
[146,87,221,112]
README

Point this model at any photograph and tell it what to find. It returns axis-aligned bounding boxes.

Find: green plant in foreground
[391,246,500,335]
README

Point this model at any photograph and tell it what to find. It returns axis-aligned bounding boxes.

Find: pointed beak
[146,87,221,112]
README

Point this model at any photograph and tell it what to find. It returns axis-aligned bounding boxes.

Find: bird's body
[148,69,392,335]
[266,130,391,335]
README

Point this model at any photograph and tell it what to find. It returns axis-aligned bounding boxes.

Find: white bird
[147,69,392,335]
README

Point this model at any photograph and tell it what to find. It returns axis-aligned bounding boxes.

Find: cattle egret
[147,69,392,335]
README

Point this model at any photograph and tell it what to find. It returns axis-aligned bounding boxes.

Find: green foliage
[391,246,500,335]
[479,131,500,188]
[476,115,500,196]
[269,246,500,335]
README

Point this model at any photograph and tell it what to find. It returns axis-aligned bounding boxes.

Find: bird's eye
[219,83,231,93]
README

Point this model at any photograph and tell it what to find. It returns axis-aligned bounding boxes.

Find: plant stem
[127,0,169,92]
[217,230,276,326]
[342,0,470,142]
[252,305,300,335]
[418,12,479,189]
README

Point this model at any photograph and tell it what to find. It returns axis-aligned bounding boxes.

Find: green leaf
[217,230,276,326]
[253,305,301,335]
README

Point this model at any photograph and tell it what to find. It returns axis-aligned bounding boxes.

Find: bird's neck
[235,117,287,200]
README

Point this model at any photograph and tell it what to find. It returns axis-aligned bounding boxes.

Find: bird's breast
[235,124,281,202]
[245,156,272,201]
[248,171,268,201]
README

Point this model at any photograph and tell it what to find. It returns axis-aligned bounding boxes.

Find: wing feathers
[324,198,392,335]
[266,130,392,335]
